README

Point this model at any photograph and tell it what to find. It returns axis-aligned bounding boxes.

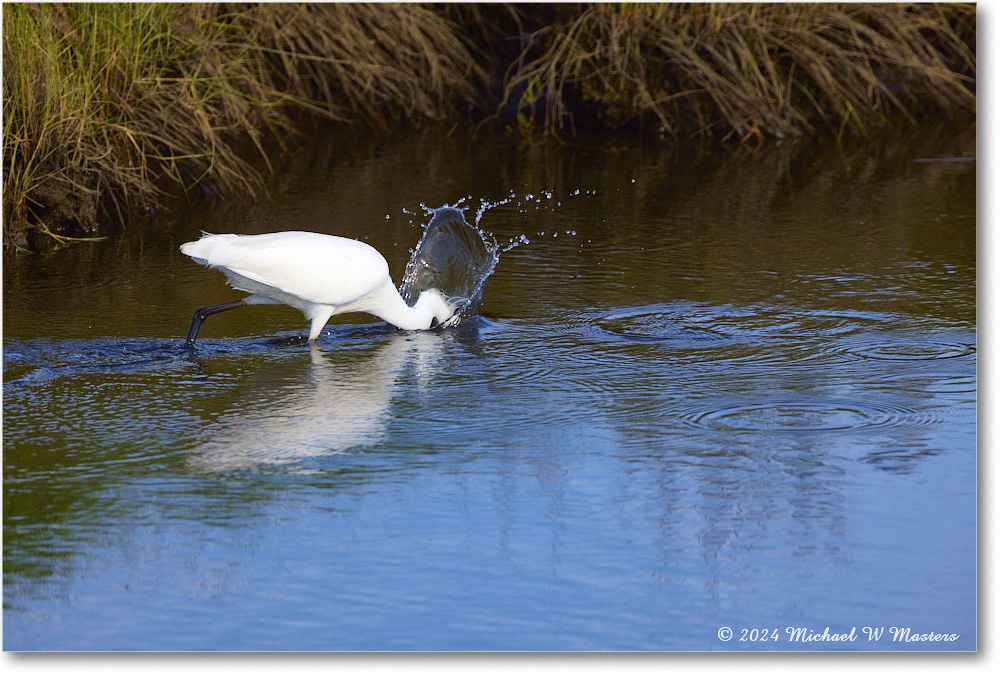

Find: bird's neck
[368,282,452,330]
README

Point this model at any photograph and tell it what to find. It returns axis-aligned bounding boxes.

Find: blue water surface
[3,123,977,651]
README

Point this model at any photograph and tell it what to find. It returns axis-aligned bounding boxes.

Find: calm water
[2,122,976,651]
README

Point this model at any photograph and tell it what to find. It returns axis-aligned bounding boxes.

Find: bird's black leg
[185,299,250,347]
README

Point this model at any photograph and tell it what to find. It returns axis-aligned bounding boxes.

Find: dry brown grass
[500,3,976,141]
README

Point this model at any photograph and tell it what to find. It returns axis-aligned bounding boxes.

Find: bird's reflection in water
[187,332,443,472]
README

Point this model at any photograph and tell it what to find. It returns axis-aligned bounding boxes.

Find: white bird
[180,231,464,346]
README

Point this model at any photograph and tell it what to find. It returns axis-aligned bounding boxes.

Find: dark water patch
[913,157,975,164]
[860,446,950,474]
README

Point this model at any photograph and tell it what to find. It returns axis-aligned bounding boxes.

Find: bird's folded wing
[191,233,391,307]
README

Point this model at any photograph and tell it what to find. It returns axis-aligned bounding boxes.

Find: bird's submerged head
[415,289,470,328]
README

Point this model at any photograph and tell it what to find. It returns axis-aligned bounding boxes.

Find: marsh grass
[500,3,975,141]
[2,3,976,252]
[3,3,175,249]
[3,3,485,251]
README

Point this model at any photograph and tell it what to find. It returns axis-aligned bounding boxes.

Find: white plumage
[180,231,461,345]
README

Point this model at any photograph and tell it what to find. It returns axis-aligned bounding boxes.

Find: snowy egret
[180,231,465,346]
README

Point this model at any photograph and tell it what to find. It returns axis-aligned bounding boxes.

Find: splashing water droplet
[399,207,500,327]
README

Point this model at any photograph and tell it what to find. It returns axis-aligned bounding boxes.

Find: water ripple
[3,338,190,387]
[838,336,975,362]
[571,302,904,368]
[678,400,937,433]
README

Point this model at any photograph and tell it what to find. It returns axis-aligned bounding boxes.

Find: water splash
[396,186,601,323]
[399,207,500,326]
